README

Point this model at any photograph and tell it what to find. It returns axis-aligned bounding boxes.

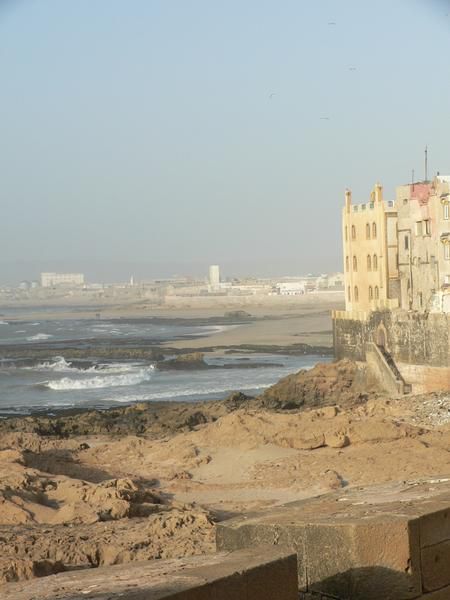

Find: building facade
[40,272,85,287]
[396,176,450,312]
[342,183,399,314]
[208,265,220,290]
[334,175,450,394]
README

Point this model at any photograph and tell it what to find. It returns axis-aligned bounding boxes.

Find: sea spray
[43,367,154,391]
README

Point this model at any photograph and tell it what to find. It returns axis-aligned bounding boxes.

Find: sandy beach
[0,294,343,350]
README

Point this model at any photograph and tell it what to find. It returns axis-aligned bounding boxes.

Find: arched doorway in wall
[375,323,388,350]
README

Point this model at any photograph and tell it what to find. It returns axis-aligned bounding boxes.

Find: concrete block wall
[217,483,450,600]
[1,546,298,600]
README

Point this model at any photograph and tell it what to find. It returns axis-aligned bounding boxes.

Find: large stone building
[342,183,399,314]
[396,176,450,312]
[40,272,85,288]
[333,175,450,394]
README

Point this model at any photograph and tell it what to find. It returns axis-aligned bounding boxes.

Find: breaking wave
[27,333,54,341]
[42,368,154,391]
[0,321,8,325]
[110,382,269,403]
[31,357,74,372]
[28,356,150,374]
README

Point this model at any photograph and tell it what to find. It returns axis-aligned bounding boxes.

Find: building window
[353,256,357,271]
[369,286,373,300]
[373,254,378,270]
[346,256,349,271]
[374,286,379,300]
[366,223,371,239]
[372,222,377,238]
[445,244,450,261]
[345,226,348,241]
[403,198,408,205]
[367,255,372,270]
[424,220,431,235]
[354,286,359,302]
[418,292,423,308]
[351,225,356,240]
[347,286,351,301]
[415,221,422,236]
[404,235,409,250]
[444,204,449,221]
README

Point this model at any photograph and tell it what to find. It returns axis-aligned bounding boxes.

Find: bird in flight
[328,21,336,25]
[269,92,276,99]
[349,67,357,71]
[320,117,330,120]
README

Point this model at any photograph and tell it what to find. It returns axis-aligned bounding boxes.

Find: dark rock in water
[156,353,209,371]
[223,310,252,319]
[156,352,281,371]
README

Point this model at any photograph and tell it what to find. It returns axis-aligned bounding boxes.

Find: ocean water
[0,317,329,416]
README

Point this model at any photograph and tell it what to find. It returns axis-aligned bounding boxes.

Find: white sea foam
[28,356,152,375]
[43,368,153,391]
[27,333,53,341]
[109,382,269,403]
[29,357,75,372]
[0,321,8,325]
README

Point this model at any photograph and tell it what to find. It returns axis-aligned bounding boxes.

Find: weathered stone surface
[417,585,450,599]
[421,540,450,592]
[217,481,450,600]
[333,309,450,393]
[0,546,298,600]
[419,506,450,548]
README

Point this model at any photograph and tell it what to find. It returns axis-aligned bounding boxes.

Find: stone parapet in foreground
[217,479,450,600]
[1,546,298,600]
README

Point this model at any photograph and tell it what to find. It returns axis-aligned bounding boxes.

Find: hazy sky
[1,0,450,283]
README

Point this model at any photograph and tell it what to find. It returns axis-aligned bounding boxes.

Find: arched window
[346,256,349,271]
[353,256,357,271]
[367,255,372,270]
[354,286,359,302]
[373,254,378,270]
[372,222,377,238]
[347,286,351,302]
[351,225,356,240]
[345,226,348,241]
[366,223,371,239]
[375,286,379,300]
[369,286,373,300]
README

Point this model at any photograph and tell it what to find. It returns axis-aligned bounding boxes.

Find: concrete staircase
[366,342,412,395]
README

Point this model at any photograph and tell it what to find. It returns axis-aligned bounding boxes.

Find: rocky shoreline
[3,357,450,588]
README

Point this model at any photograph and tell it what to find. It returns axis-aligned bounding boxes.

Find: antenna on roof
[425,146,428,182]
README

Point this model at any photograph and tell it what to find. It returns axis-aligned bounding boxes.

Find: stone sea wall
[333,309,450,393]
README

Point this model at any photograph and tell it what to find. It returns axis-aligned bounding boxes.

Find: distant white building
[208,265,220,290]
[40,272,85,288]
[276,282,305,296]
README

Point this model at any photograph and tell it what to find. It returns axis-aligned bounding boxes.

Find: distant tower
[209,265,220,290]
[130,275,134,286]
